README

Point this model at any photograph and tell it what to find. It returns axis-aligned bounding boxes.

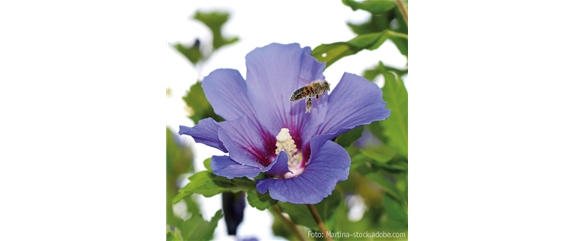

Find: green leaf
[343,0,397,14]
[312,30,406,68]
[193,11,239,51]
[376,154,408,172]
[178,209,223,241]
[277,190,341,230]
[350,153,371,169]
[390,35,408,58]
[360,146,396,165]
[182,81,224,124]
[335,126,364,148]
[363,66,380,82]
[378,161,408,172]
[312,43,353,68]
[365,172,405,203]
[173,171,255,204]
[166,232,175,241]
[173,39,202,65]
[167,182,178,227]
[203,158,212,172]
[167,127,193,226]
[313,189,342,230]
[382,194,408,232]
[348,32,388,49]
[379,62,408,157]
[183,195,201,216]
[349,9,404,35]
[394,7,410,34]
[367,119,387,145]
[270,210,296,240]
[352,150,407,175]
[165,225,183,241]
[246,189,277,211]
[311,33,379,69]
[166,128,194,176]
[349,13,389,35]
[277,203,316,229]
[363,64,407,82]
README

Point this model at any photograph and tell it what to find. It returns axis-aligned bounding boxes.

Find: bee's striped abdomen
[290,86,314,101]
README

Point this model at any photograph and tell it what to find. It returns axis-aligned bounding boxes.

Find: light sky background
[166,1,574,240]
[166,1,407,240]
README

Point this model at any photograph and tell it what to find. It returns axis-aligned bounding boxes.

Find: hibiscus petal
[211,151,291,179]
[202,69,258,123]
[245,43,326,137]
[264,151,292,177]
[256,140,350,204]
[178,118,227,152]
[211,155,264,179]
[218,115,275,168]
[309,72,391,159]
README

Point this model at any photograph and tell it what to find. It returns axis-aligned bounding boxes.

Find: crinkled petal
[218,115,275,168]
[256,140,350,204]
[178,119,227,152]
[308,72,391,159]
[245,43,326,138]
[211,155,264,179]
[264,151,292,177]
[211,151,290,179]
[202,69,258,123]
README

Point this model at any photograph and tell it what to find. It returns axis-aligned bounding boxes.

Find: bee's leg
[316,95,320,103]
[305,96,313,113]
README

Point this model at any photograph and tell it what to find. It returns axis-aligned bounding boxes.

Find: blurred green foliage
[166,128,194,226]
[167,210,223,241]
[193,11,239,51]
[278,190,341,231]
[174,11,239,68]
[182,82,224,124]
[174,10,238,124]
[167,127,220,241]
[169,9,243,241]
[335,126,365,148]
[174,39,202,66]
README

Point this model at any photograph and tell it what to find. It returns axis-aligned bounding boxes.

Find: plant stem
[387,30,408,40]
[271,205,308,241]
[307,204,333,241]
[396,0,408,26]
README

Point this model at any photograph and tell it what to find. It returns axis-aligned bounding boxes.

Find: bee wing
[290,77,311,101]
[295,76,311,86]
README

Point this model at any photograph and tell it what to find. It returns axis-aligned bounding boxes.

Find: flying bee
[289,80,330,113]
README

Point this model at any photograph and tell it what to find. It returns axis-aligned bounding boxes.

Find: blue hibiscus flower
[179,43,390,204]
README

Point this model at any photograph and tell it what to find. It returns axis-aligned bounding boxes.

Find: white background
[408,74,574,240]
[166,1,574,240]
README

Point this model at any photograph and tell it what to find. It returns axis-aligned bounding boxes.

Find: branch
[307,204,333,241]
[387,30,408,40]
[271,205,308,241]
[396,0,408,27]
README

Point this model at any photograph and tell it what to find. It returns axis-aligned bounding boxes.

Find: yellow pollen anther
[275,128,300,166]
